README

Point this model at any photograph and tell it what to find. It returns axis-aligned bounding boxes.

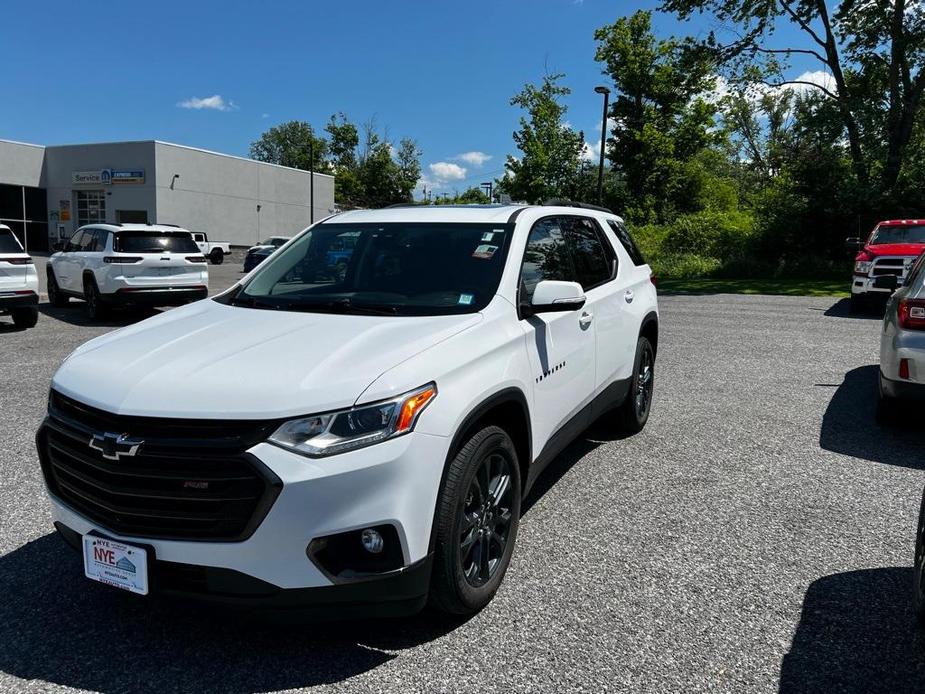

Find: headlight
[268,383,437,458]
[855,260,873,274]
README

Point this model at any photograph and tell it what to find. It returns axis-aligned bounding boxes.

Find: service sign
[72,170,106,185]
[112,169,145,184]
[82,535,149,595]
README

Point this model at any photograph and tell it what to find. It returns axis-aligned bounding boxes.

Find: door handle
[579,312,593,329]
[624,290,635,303]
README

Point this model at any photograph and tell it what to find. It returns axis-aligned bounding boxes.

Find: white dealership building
[0,139,334,251]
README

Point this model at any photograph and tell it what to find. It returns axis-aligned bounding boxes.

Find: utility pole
[481,182,493,203]
[308,128,315,224]
[594,86,611,205]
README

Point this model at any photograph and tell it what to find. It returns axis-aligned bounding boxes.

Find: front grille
[872,256,916,278]
[38,391,282,541]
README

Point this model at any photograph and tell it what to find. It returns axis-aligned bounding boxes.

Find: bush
[649,252,721,279]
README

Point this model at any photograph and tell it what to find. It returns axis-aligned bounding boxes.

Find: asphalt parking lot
[2,273,925,692]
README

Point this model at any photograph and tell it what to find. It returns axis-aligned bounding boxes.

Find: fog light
[360,528,384,554]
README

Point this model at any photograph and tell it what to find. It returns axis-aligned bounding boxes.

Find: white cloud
[581,140,601,162]
[786,70,837,96]
[456,151,492,167]
[429,161,467,181]
[177,95,237,111]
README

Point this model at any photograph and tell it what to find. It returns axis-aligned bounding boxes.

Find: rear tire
[876,375,901,425]
[614,336,655,435]
[210,249,224,265]
[11,307,37,329]
[429,425,521,615]
[47,271,69,307]
[913,487,925,625]
[83,276,108,320]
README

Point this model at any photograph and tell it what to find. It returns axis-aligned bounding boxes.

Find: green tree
[498,73,586,203]
[248,121,330,172]
[594,10,720,223]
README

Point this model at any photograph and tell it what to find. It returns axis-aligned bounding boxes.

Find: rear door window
[606,220,647,266]
[564,217,615,290]
[114,232,200,253]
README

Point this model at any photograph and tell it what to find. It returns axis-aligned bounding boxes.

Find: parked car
[36,203,659,617]
[243,237,291,272]
[47,224,209,319]
[0,224,38,329]
[847,219,925,313]
[243,245,276,272]
[913,487,925,623]
[246,236,291,255]
[191,231,232,265]
[876,250,925,420]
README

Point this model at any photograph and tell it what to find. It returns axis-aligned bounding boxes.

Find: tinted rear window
[607,220,647,266]
[114,232,199,253]
[0,229,23,254]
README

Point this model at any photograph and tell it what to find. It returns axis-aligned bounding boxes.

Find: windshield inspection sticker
[481,231,495,241]
[472,244,498,259]
[458,293,475,305]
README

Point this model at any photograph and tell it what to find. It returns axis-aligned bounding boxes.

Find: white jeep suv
[0,223,39,329]
[47,224,209,319]
[38,204,658,617]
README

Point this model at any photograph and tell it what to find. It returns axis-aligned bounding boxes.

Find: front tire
[47,271,69,307]
[11,307,37,329]
[210,249,224,265]
[614,336,655,435]
[430,425,521,615]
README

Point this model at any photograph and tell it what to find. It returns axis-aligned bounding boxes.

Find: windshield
[114,232,200,253]
[220,222,512,316]
[0,229,23,254]
[870,225,925,245]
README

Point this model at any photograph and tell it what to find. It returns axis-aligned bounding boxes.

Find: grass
[657,278,849,298]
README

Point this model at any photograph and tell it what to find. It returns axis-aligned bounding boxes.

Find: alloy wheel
[459,451,514,587]
[635,346,654,419]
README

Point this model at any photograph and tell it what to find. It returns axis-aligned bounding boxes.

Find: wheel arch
[427,387,532,553]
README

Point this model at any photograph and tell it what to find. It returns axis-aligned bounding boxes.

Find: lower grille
[38,391,282,541]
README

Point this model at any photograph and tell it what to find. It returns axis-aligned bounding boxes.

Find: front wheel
[11,307,37,329]
[209,249,224,265]
[429,425,521,615]
[614,336,655,435]
[47,271,69,307]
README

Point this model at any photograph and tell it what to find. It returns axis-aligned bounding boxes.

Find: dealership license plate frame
[82,533,151,595]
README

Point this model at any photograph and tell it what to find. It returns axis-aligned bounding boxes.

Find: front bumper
[106,286,209,306]
[53,521,432,618]
[852,275,896,296]
[0,291,38,311]
[44,431,449,609]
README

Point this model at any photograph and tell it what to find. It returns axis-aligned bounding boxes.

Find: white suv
[47,224,209,319]
[0,224,39,329]
[38,204,658,617]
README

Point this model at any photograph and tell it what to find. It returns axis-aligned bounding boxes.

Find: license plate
[82,535,149,595]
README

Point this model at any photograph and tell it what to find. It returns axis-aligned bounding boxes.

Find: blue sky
[4,0,820,195]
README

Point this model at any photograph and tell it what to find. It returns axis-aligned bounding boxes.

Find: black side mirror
[873,275,899,291]
[845,237,864,252]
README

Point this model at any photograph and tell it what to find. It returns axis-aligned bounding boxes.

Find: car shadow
[819,365,925,468]
[38,303,160,328]
[0,533,465,692]
[822,297,885,319]
[779,567,925,693]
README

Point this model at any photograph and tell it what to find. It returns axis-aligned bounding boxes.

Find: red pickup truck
[847,219,925,313]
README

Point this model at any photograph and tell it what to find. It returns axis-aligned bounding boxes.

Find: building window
[76,190,106,226]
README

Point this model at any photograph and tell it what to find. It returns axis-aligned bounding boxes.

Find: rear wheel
[430,425,521,615]
[209,248,224,265]
[11,307,37,329]
[47,271,69,307]
[83,276,108,320]
[614,336,655,435]
[876,373,901,424]
[913,487,925,625]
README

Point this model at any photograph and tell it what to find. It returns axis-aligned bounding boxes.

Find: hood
[52,299,481,419]
[863,242,925,257]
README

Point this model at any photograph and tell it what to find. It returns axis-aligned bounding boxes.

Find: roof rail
[383,203,425,209]
[543,199,614,214]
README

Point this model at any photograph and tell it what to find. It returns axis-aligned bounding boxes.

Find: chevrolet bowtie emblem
[89,432,144,460]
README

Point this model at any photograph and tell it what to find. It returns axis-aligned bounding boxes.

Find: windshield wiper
[285,297,400,316]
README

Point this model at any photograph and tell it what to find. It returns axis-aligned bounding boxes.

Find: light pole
[308,129,315,224]
[594,86,610,205]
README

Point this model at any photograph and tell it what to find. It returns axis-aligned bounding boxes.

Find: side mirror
[873,275,899,291]
[527,280,586,315]
[845,237,864,252]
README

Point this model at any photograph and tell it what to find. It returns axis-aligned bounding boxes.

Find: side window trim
[562,215,617,293]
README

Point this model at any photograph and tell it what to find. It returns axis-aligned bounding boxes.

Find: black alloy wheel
[459,451,515,588]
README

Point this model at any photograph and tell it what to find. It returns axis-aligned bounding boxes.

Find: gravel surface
[1,286,924,693]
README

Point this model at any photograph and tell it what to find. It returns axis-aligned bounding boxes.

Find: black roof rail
[543,199,614,214]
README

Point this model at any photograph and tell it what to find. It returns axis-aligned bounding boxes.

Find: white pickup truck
[191,232,232,265]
